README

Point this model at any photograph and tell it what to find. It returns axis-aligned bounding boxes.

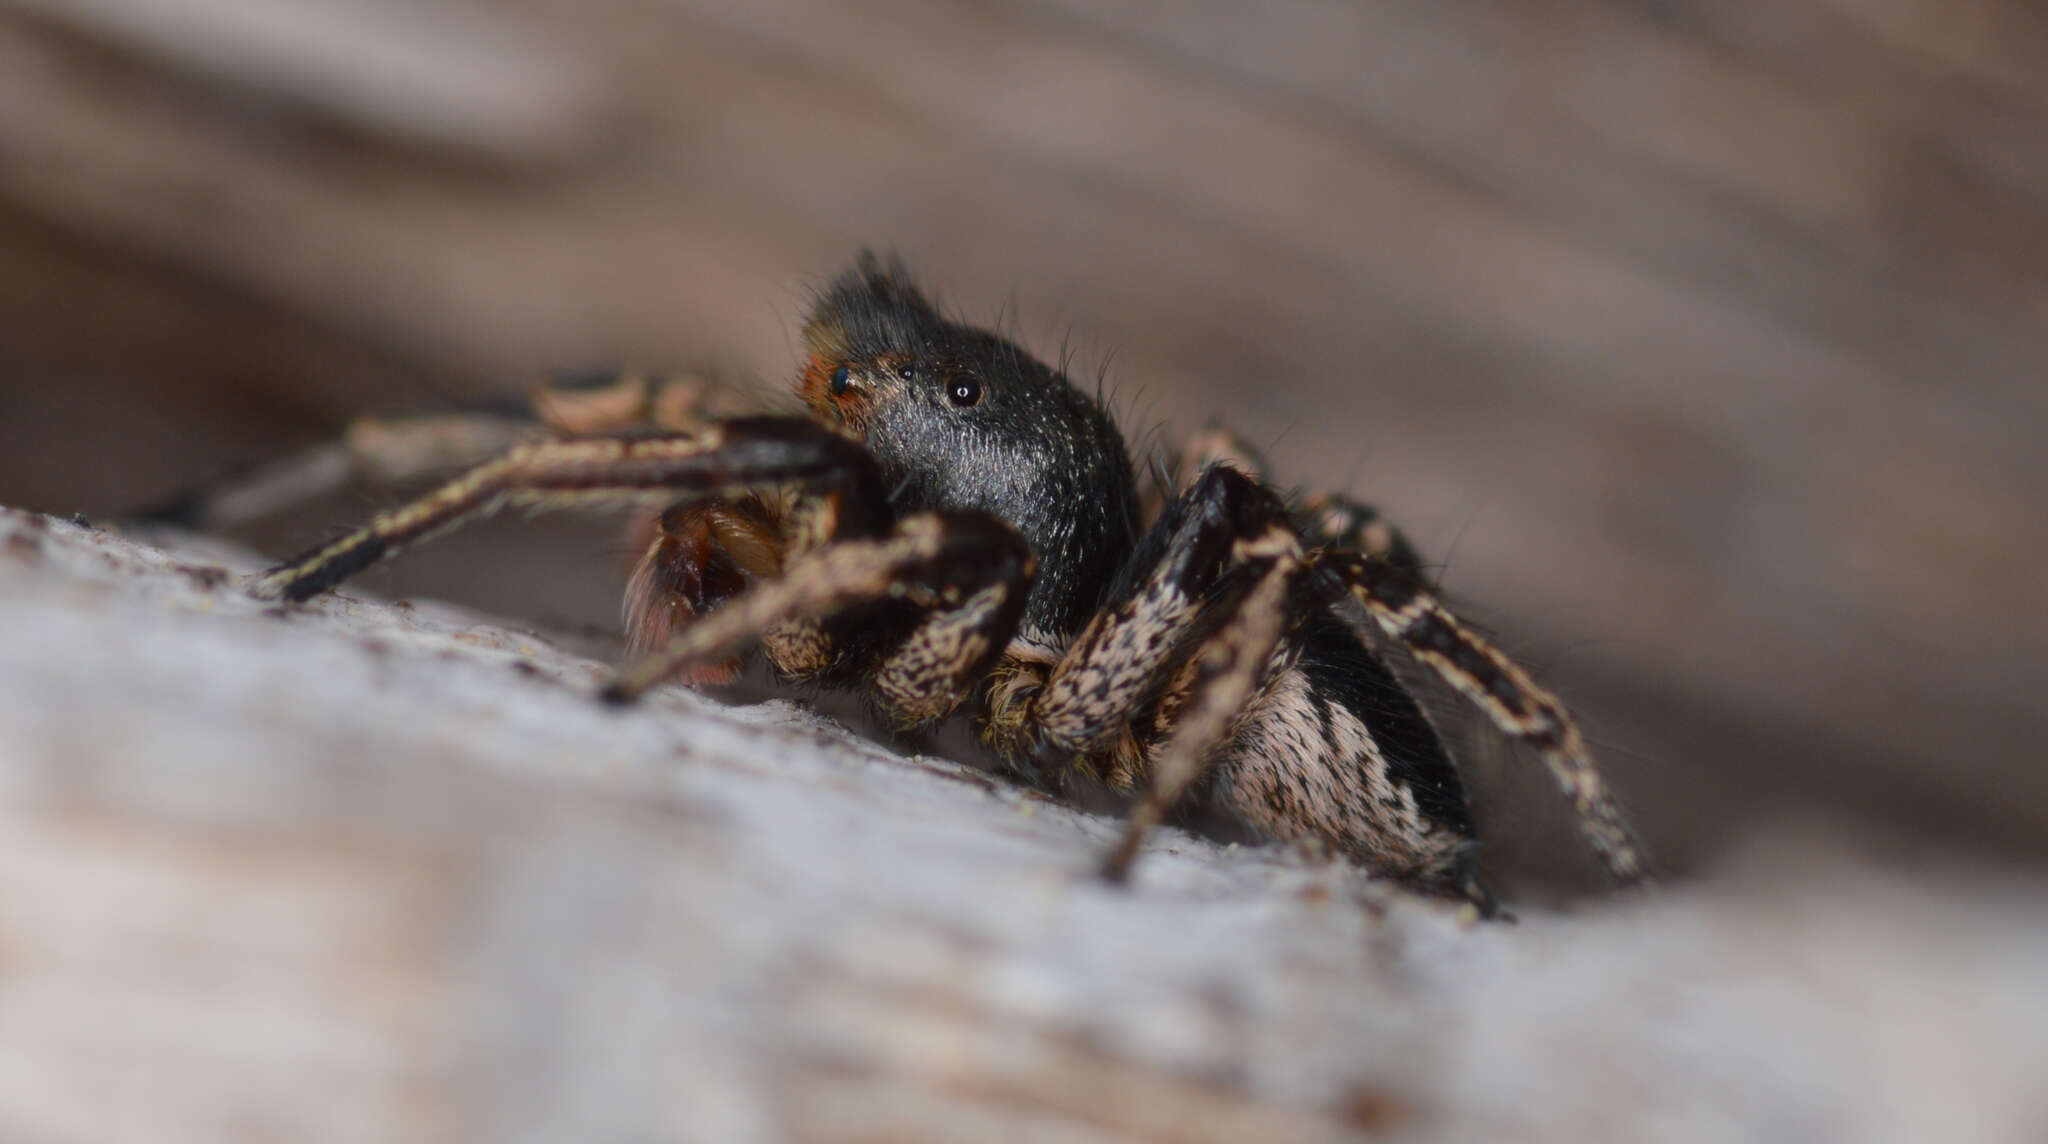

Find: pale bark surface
[1,506,2041,1142]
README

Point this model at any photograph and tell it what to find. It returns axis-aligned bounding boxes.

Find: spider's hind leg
[1127,428,1595,907]
[1160,425,1424,575]
[1295,491,1426,579]
[1318,551,1651,888]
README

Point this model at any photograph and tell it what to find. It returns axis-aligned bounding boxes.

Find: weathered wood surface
[1,506,2043,1142]
[1,1,2045,877]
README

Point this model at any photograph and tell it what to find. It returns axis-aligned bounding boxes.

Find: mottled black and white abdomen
[1205,613,1479,890]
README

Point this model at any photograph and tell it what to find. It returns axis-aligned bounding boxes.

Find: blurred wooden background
[2,0,2044,877]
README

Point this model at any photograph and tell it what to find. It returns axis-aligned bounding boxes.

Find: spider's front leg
[139,412,543,531]
[251,417,888,602]
[250,401,1038,724]
[142,370,745,531]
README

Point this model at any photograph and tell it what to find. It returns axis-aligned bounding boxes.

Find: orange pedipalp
[623,498,786,685]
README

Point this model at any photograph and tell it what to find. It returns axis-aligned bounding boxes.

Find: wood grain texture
[1,508,2043,1141]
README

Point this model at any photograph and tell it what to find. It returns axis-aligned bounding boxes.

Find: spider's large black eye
[828,365,851,395]
[946,375,983,408]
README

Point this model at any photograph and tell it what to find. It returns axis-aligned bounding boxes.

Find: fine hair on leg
[1317,551,1650,887]
[251,418,885,602]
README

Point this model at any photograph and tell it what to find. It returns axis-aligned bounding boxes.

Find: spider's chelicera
[249,254,1648,911]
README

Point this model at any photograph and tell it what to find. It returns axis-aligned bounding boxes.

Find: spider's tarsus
[1098,860,1134,886]
[595,680,640,707]
[244,574,286,602]
[1461,875,1506,922]
[253,536,388,603]
[1099,831,1143,885]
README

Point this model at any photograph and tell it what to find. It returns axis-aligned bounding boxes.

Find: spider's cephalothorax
[794,261,1141,639]
[248,253,1649,910]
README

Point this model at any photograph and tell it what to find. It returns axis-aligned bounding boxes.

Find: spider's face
[797,254,1141,636]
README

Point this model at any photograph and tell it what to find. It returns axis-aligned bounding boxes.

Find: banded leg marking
[1319,552,1650,887]
[1102,538,1305,881]
[252,418,882,602]
[136,414,541,531]
[1033,464,1293,766]
[1296,491,1425,578]
[870,524,1036,726]
[602,512,1032,708]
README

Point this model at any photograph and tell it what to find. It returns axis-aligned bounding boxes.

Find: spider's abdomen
[1206,614,1477,886]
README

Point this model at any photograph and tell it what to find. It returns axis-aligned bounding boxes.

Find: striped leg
[135,368,743,531]
[1100,541,1306,881]
[1295,491,1425,579]
[251,417,885,602]
[137,414,542,531]
[1318,551,1651,888]
[1167,425,1425,576]
[1026,464,1297,783]
[600,512,1034,718]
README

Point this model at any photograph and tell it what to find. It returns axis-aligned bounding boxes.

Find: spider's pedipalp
[1318,551,1651,888]
[252,417,886,602]
[624,496,789,685]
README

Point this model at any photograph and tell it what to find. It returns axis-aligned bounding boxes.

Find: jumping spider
[243,254,1648,911]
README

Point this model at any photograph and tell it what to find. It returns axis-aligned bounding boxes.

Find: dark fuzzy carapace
[798,254,1142,639]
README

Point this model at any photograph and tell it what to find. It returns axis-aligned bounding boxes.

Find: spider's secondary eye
[947,376,983,408]
[898,363,915,382]
[829,366,851,395]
